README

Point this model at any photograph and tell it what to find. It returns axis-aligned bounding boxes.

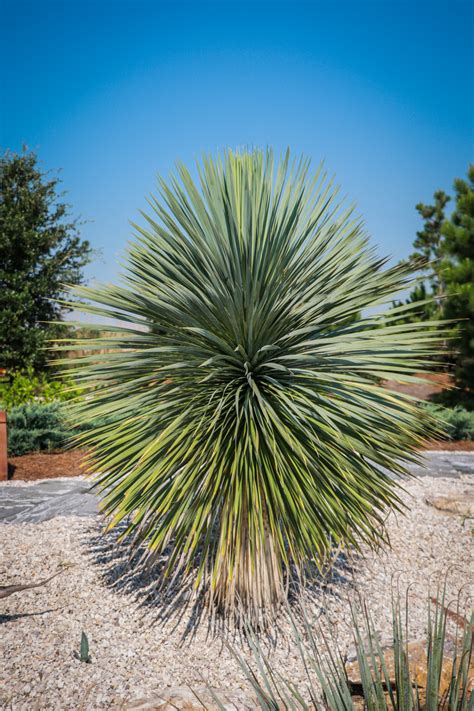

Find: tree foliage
[394,190,450,324]
[0,149,92,371]
[412,190,450,318]
[399,165,474,401]
[441,165,474,396]
[64,150,444,621]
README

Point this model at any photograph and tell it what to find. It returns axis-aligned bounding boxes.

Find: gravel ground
[1,475,473,710]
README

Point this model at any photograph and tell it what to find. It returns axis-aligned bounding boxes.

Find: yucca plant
[61,149,445,621]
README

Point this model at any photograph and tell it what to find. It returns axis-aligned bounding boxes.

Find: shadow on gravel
[83,519,357,643]
[0,607,63,624]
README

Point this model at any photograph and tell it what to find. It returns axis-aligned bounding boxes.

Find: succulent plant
[64,149,444,621]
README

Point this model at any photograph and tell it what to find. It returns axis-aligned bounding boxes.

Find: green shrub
[422,402,474,440]
[0,368,80,409]
[7,401,117,456]
[7,402,68,456]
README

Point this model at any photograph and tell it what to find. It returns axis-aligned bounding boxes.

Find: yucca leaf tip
[62,148,445,622]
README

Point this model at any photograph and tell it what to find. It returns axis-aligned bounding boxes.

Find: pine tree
[442,165,474,400]
[391,191,449,324]
[413,190,450,314]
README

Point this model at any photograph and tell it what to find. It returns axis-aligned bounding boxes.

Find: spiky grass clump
[63,149,444,622]
[229,587,473,709]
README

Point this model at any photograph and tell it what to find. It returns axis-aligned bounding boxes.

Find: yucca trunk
[213,501,284,622]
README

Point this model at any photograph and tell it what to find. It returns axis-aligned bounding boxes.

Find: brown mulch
[6,449,88,482]
[382,372,453,400]
[420,440,474,451]
[383,372,474,450]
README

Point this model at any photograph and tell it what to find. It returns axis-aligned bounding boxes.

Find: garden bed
[7,450,87,481]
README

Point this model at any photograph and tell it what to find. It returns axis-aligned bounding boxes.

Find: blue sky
[1,0,473,287]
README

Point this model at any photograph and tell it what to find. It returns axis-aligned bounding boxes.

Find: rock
[426,491,474,518]
[123,686,256,710]
[345,636,474,707]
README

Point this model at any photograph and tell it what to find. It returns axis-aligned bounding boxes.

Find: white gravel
[1,475,473,710]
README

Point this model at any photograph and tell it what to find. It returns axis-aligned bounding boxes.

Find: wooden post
[0,410,7,481]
